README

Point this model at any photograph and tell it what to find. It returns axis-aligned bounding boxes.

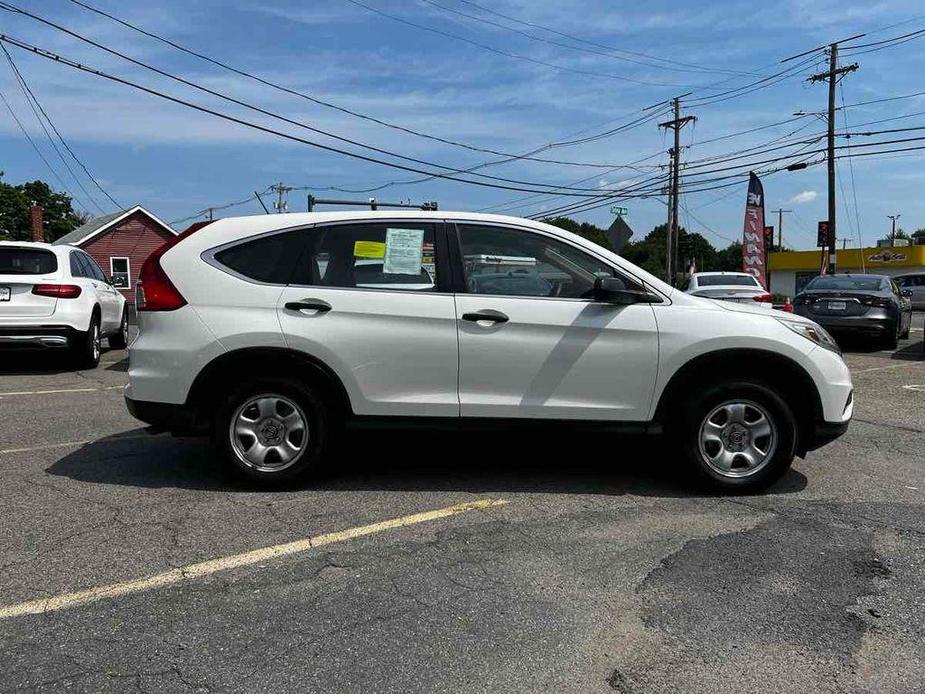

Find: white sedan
[0,241,128,367]
[684,271,773,309]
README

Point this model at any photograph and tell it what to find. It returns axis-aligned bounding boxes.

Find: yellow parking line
[0,498,507,619]
[0,385,123,397]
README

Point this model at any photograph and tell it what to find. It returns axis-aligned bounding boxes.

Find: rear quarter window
[0,248,58,275]
[213,230,306,284]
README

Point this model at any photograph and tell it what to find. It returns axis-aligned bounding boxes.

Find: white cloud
[788,190,817,204]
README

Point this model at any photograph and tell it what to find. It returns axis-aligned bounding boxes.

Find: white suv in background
[0,241,128,367]
[125,212,853,492]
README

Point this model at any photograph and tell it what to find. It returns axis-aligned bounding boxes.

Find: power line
[0,44,103,213]
[342,0,702,88]
[1,43,119,210]
[418,0,756,79]
[452,0,760,77]
[0,86,89,214]
[0,34,661,199]
[37,0,664,170]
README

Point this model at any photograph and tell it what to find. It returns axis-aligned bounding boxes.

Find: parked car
[683,271,773,309]
[894,272,925,310]
[125,212,853,492]
[0,241,128,367]
[792,274,913,349]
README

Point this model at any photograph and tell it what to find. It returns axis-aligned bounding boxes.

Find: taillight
[136,225,205,312]
[753,293,773,303]
[793,294,813,305]
[860,295,890,308]
[32,284,81,298]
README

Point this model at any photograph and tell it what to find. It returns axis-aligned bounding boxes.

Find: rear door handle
[285,299,332,313]
[462,309,509,324]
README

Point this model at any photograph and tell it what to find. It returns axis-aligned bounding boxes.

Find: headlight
[778,319,841,353]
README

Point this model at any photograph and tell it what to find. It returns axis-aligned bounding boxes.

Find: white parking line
[853,362,925,374]
[0,434,153,456]
[0,385,123,397]
[0,498,508,619]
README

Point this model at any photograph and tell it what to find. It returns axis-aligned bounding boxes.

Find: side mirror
[593,277,659,305]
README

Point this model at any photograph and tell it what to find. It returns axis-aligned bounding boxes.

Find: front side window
[292,222,437,292]
[110,257,130,288]
[457,224,621,299]
[83,254,107,283]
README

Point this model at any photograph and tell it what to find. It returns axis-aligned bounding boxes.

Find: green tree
[0,173,86,242]
[715,241,744,271]
[541,216,612,250]
[912,228,925,239]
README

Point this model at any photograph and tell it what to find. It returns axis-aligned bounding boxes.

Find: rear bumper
[0,325,78,349]
[794,308,893,334]
[125,394,199,434]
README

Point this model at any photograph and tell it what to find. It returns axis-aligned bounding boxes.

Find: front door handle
[285,299,332,313]
[462,309,509,324]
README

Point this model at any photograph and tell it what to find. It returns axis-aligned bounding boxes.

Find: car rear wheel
[213,378,328,487]
[72,314,101,369]
[675,380,797,493]
[108,309,129,349]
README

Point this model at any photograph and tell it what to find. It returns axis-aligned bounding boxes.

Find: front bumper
[0,325,78,349]
[803,419,851,453]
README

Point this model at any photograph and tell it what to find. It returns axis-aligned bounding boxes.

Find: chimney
[30,205,44,243]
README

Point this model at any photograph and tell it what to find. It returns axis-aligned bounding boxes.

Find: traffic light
[817,221,830,248]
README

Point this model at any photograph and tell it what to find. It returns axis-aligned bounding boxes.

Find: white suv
[125,212,853,491]
[0,241,128,367]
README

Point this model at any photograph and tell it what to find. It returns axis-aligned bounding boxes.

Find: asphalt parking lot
[0,317,923,694]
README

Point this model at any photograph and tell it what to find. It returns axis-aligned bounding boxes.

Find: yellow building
[768,245,925,296]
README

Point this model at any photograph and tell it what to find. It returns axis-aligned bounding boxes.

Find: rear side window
[291,222,438,292]
[0,248,57,275]
[213,230,307,284]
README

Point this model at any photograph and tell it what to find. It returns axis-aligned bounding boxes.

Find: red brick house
[52,205,176,304]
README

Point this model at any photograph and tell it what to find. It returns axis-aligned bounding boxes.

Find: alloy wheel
[697,399,777,478]
[229,394,308,472]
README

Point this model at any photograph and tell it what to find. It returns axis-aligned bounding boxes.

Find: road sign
[610,205,629,216]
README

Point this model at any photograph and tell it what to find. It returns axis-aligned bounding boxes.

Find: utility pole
[807,44,858,274]
[888,213,901,239]
[270,182,293,213]
[659,96,696,285]
[770,208,791,252]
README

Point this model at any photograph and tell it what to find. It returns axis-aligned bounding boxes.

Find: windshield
[805,276,883,291]
[0,248,58,275]
[696,275,759,287]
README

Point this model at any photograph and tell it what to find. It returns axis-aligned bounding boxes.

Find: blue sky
[1,0,924,249]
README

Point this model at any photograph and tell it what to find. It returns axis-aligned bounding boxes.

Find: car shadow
[0,352,78,375]
[45,428,808,498]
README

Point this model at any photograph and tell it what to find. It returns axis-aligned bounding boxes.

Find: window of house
[110,257,131,288]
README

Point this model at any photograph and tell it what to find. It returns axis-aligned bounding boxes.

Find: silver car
[894,272,925,310]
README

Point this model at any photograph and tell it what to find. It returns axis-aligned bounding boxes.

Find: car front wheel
[213,378,328,487]
[108,309,129,349]
[676,380,797,492]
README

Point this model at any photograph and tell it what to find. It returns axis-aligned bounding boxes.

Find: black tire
[212,378,329,488]
[108,309,129,350]
[72,313,101,369]
[673,380,797,493]
[882,322,899,350]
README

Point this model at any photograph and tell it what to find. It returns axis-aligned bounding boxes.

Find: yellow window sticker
[354,241,386,258]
